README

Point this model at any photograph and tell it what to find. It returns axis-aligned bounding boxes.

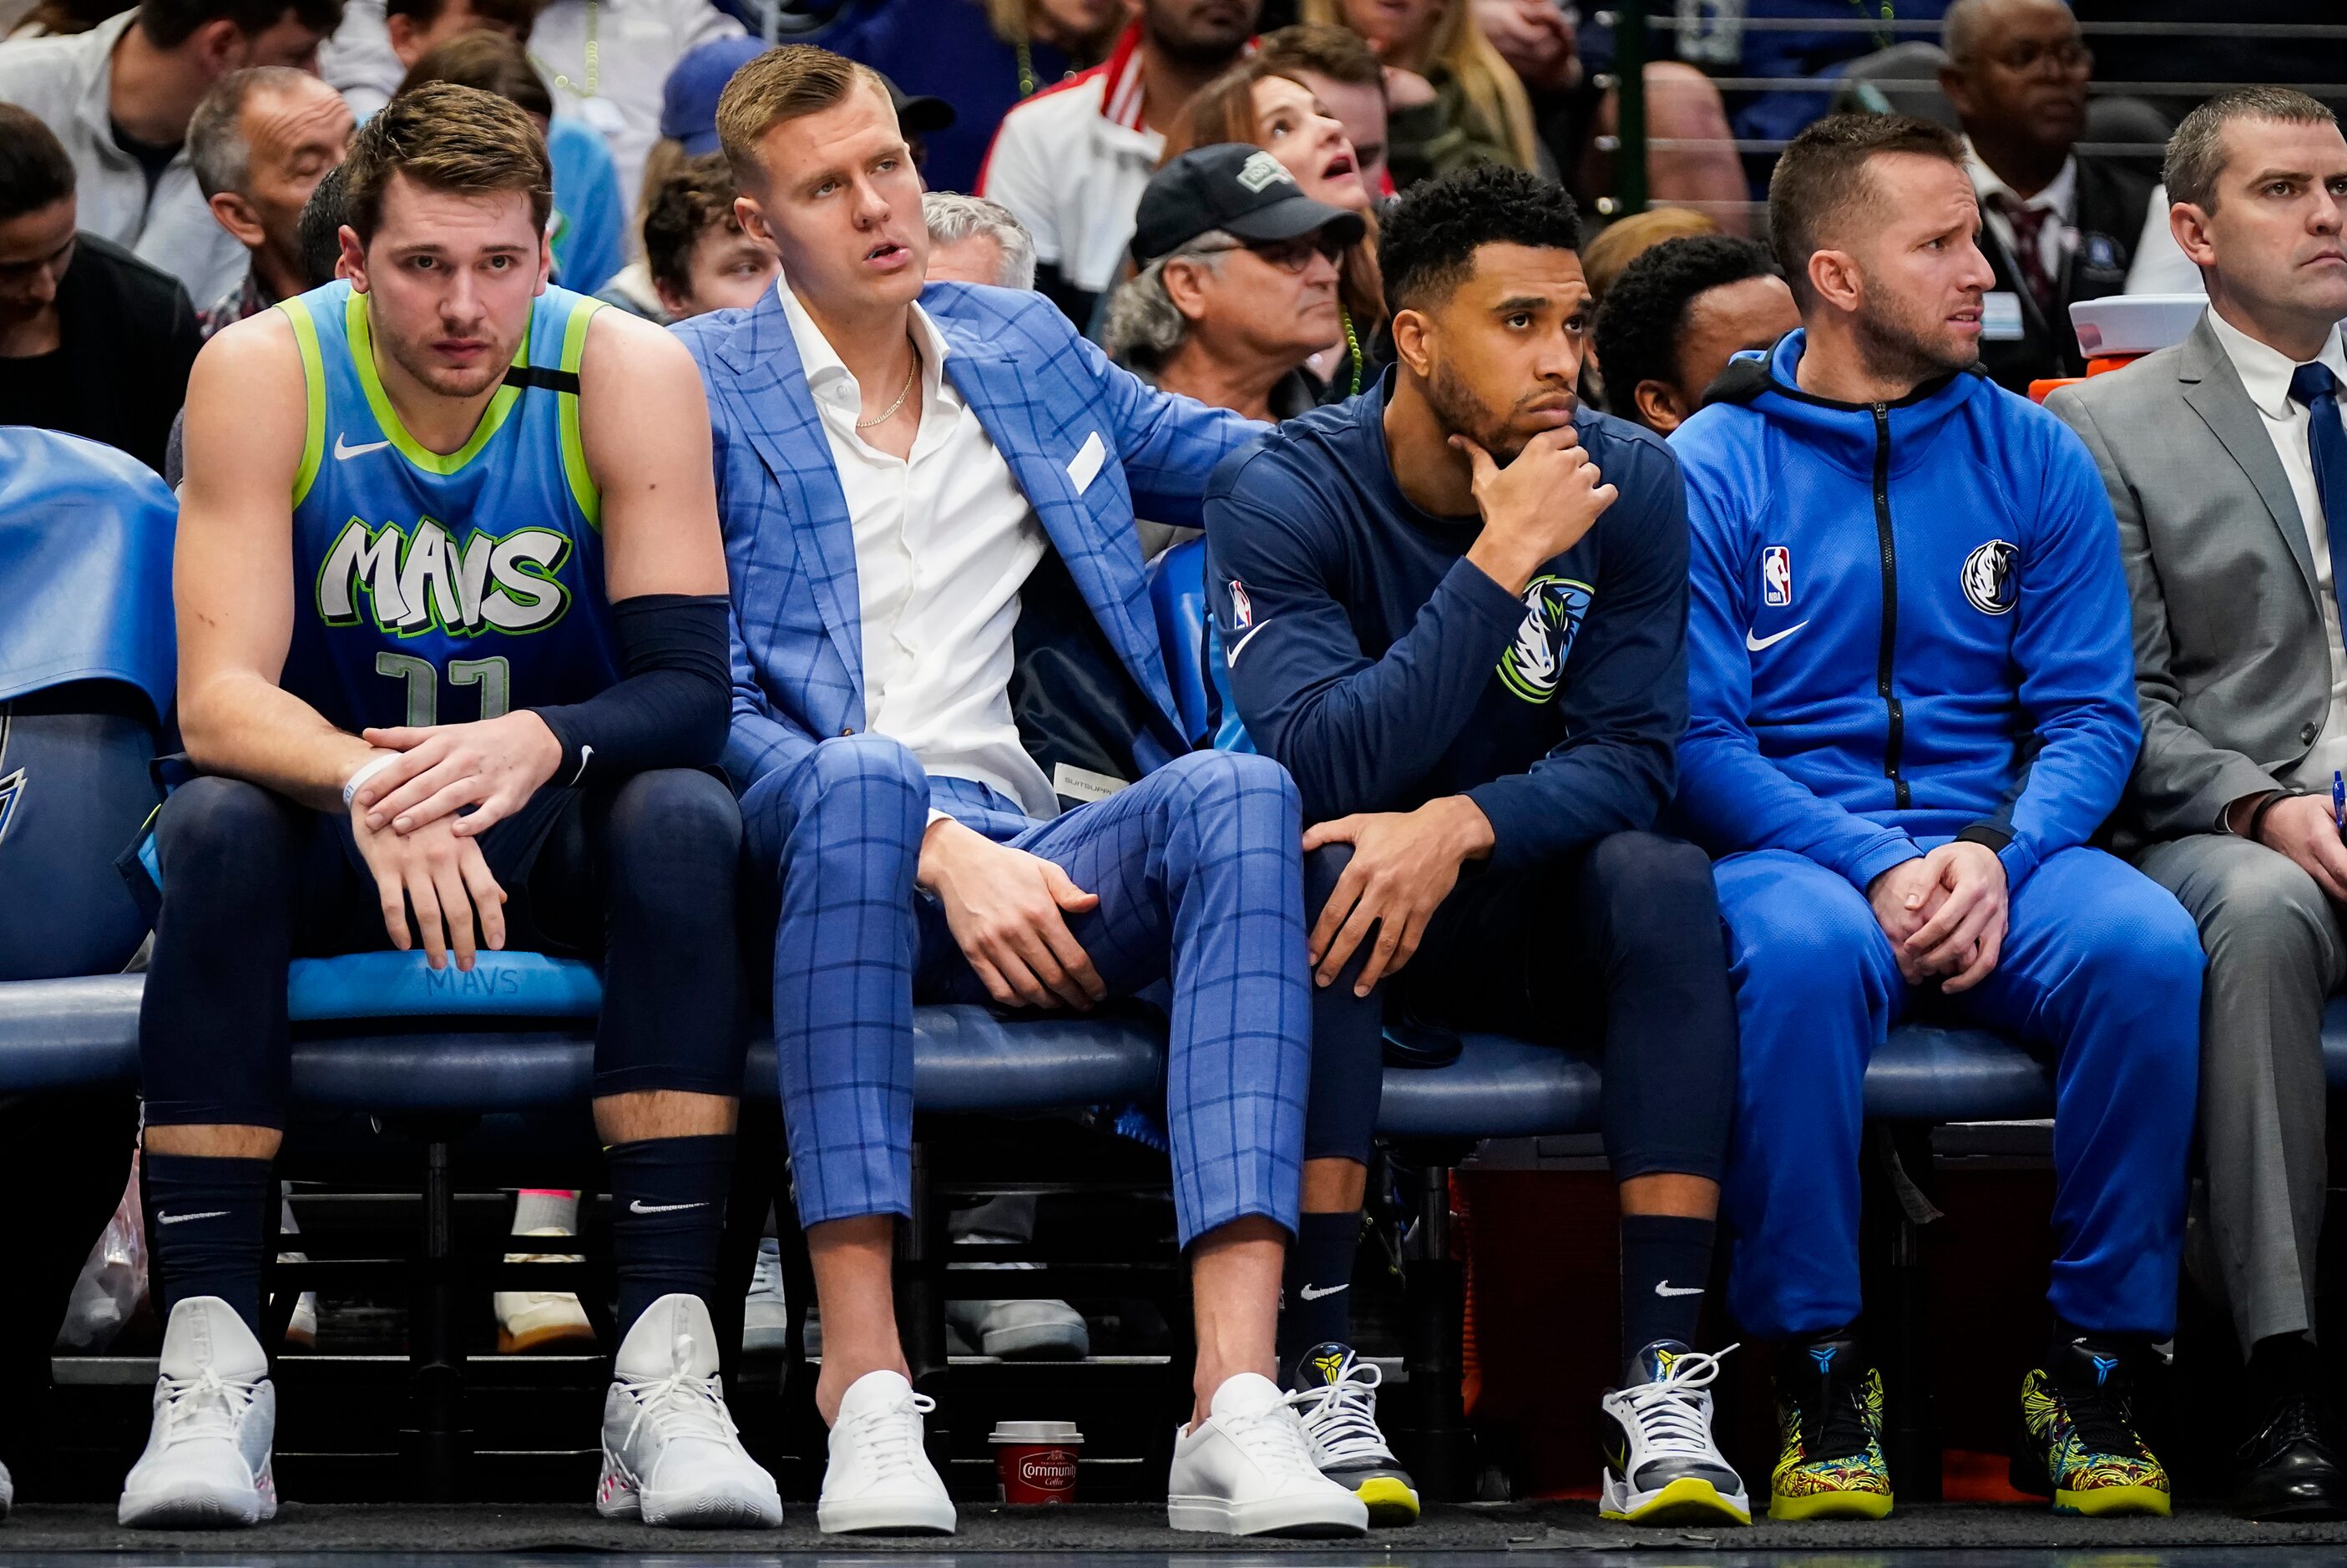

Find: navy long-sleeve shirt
[1201,380,1689,872]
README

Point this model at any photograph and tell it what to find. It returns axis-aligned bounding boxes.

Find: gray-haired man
[187,66,352,336]
[2046,86,2347,1523]
[923,192,1037,292]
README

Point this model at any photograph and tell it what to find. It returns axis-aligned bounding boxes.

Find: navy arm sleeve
[530,594,730,783]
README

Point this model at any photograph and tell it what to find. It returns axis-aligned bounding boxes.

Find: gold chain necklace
[857,356,918,428]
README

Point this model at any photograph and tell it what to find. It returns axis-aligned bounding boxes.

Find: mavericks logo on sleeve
[1496,574,1593,703]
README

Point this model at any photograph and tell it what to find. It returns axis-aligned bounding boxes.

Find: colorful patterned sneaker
[2012,1334,2171,1517]
[1599,1342,1749,1525]
[1768,1333,1894,1520]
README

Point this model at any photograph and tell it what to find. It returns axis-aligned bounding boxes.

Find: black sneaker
[2011,1333,2170,1517]
[1768,1333,1892,1520]
[2235,1397,2347,1522]
[1283,1343,1419,1525]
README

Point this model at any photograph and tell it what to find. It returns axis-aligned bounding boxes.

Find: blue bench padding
[6,974,2339,1133]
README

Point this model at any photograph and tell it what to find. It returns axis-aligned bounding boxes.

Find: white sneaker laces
[1620,1344,1737,1462]
[846,1388,938,1483]
[157,1365,260,1445]
[1285,1359,1395,1466]
[1219,1399,1323,1477]
[618,1333,741,1450]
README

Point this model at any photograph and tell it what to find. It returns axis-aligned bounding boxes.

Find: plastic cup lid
[989,1420,1084,1444]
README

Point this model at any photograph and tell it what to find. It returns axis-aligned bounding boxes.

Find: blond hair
[1300,0,1537,171]
[341,79,551,243]
[713,43,890,192]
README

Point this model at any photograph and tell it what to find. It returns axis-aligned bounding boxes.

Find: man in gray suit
[2046,86,2347,1522]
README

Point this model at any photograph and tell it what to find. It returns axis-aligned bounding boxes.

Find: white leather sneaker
[946,1296,1090,1358]
[495,1227,596,1354]
[118,1297,277,1529]
[596,1293,781,1528]
[818,1369,956,1535]
[1168,1372,1368,1537]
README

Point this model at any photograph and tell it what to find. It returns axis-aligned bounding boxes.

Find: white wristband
[341,751,401,809]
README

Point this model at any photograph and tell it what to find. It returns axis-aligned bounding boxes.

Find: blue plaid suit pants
[744,734,1313,1247]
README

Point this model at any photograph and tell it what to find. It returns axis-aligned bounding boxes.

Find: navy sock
[144,1152,272,1338]
[1619,1212,1715,1361]
[604,1134,732,1339]
[1278,1210,1361,1375]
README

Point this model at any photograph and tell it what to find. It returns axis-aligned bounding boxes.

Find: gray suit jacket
[2045,313,2334,847]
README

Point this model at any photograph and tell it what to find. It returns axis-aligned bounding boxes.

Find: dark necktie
[2288,362,2347,659]
[1995,194,2056,311]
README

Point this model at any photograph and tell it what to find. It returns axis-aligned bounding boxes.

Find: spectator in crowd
[1672,113,2200,1522]
[0,105,201,475]
[2045,88,2347,1524]
[639,149,773,319]
[127,81,776,1530]
[923,190,1035,289]
[397,28,625,292]
[687,44,1379,1536]
[1579,206,1718,306]
[822,0,1124,197]
[1165,57,1387,400]
[981,0,1260,327]
[186,65,352,335]
[0,0,346,306]
[1593,235,1794,434]
[1255,23,1387,196]
[1108,145,1355,423]
[1206,160,1747,1531]
[1939,0,2156,389]
[1300,0,1534,186]
[320,0,541,119]
[530,0,743,215]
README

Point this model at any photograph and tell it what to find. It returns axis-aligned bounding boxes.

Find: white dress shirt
[2205,306,2347,791]
[0,12,247,305]
[1965,135,2077,291]
[778,281,1059,822]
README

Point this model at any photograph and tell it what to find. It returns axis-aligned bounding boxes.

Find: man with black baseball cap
[1109,144,1363,559]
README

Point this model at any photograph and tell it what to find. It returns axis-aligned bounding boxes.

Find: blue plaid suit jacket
[676,281,1262,819]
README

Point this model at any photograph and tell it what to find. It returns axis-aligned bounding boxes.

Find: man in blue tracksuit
[1671,114,2203,1523]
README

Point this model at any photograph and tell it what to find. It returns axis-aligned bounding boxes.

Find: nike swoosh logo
[1653,1280,1704,1297]
[568,743,594,787]
[159,1210,230,1225]
[1745,620,1809,652]
[334,434,392,460]
[1224,620,1269,667]
[1297,1282,1348,1301]
[629,1199,706,1215]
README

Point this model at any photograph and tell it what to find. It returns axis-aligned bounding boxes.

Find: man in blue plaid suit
[675,46,1373,1539]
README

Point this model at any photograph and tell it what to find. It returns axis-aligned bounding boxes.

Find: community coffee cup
[989,1420,1083,1505]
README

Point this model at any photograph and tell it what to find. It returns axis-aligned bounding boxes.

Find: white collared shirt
[0,11,248,305]
[777,281,1059,822]
[2206,305,2347,790]
[1965,135,2077,291]
[979,24,1164,297]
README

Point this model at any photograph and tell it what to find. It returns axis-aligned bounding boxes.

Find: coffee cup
[989,1419,1083,1505]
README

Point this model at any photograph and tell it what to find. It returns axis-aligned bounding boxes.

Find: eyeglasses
[1989,38,2092,76]
[1187,231,1348,273]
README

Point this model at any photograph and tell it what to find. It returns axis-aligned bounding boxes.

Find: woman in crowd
[1302,0,1541,186]
[1165,53,1390,402]
[822,0,1124,195]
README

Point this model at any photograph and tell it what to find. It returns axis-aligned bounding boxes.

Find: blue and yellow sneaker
[2012,1334,2172,1517]
[1284,1344,1419,1525]
[1768,1333,1894,1520]
[1599,1342,1750,1525]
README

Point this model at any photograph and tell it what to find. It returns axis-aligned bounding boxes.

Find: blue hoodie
[1668,330,2138,895]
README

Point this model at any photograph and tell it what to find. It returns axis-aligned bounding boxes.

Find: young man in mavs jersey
[1204,164,1748,1530]
[124,84,780,1530]
[1671,113,2202,1522]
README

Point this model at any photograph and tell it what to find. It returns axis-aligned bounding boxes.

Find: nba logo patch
[1763,546,1793,608]
[1228,579,1253,630]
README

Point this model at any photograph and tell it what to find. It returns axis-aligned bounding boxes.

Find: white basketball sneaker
[1598,1341,1751,1526]
[818,1369,956,1534]
[596,1293,781,1528]
[1168,1371,1369,1537]
[118,1297,278,1529]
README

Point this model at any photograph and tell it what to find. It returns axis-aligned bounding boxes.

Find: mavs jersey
[276,280,620,735]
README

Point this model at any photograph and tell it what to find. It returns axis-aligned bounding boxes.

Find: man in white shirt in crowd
[0,0,342,306]
[980,0,1257,327]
